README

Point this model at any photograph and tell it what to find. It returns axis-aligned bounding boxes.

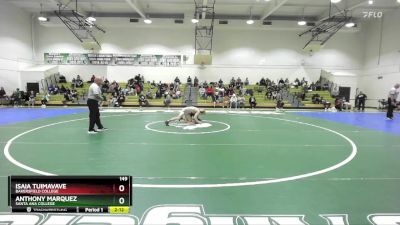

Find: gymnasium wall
[33,22,364,88]
[359,8,400,107]
[0,1,34,94]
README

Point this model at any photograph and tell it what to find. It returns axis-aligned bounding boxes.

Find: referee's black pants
[358,100,365,111]
[387,98,395,119]
[87,99,103,131]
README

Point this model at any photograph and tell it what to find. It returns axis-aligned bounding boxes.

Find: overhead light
[144,18,152,24]
[368,0,373,4]
[87,16,96,22]
[246,7,254,25]
[38,16,48,22]
[331,0,341,3]
[298,8,307,26]
[345,22,355,27]
[38,3,48,22]
[298,20,307,26]
[397,0,400,3]
[264,0,271,1]
[246,19,255,25]
[192,12,199,24]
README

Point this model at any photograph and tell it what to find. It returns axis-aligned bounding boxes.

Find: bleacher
[197,85,291,108]
[117,83,184,107]
[34,82,185,107]
[34,82,89,106]
[289,87,335,108]
[20,77,336,109]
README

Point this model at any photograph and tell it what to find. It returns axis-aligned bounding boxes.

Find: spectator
[237,95,245,109]
[230,93,238,109]
[206,86,214,99]
[164,93,172,107]
[59,75,67,83]
[109,92,118,107]
[218,79,223,87]
[312,94,321,104]
[194,76,199,87]
[240,85,247,96]
[117,93,125,107]
[76,76,83,88]
[315,80,322,91]
[276,91,284,111]
[236,77,242,86]
[187,76,192,86]
[71,89,78,102]
[48,84,55,94]
[155,88,162,99]
[334,98,343,111]
[249,94,257,109]
[145,89,153,99]
[150,80,156,89]
[244,78,249,86]
[60,85,66,93]
[272,91,277,100]
[135,84,142,95]
[175,90,181,99]
[285,78,290,86]
[356,92,367,111]
[310,82,316,91]
[102,79,110,93]
[174,77,180,84]
[301,77,307,86]
[53,85,60,94]
[387,84,400,120]
[28,91,36,107]
[222,95,230,108]
[227,86,235,96]
[276,99,284,111]
[11,88,22,107]
[342,97,351,111]
[260,77,266,86]
[139,94,149,108]
[63,91,72,106]
[0,87,7,99]
[88,75,95,83]
[199,86,206,99]
[322,98,331,112]
[41,92,50,108]
[71,78,77,89]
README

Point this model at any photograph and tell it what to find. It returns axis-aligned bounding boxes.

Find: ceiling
[6,0,400,25]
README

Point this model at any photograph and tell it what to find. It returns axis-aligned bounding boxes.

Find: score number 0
[118,176,129,205]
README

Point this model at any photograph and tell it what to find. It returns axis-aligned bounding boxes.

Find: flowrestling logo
[363,11,383,18]
[0,205,398,225]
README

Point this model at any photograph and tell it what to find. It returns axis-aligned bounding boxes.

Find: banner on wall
[44,53,182,67]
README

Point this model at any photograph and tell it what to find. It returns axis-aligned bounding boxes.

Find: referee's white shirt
[88,83,101,101]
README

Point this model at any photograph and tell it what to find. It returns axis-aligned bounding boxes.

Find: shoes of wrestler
[88,130,98,134]
[97,127,108,132]
[165,120,170,126]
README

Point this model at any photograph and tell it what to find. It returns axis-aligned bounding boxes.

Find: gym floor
[0,108,399,224]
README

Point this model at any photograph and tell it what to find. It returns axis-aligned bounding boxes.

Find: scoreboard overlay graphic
[8,176,132,213]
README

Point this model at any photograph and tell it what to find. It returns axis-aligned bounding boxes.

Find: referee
[87,78,107,134]
[387,83,400,120]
